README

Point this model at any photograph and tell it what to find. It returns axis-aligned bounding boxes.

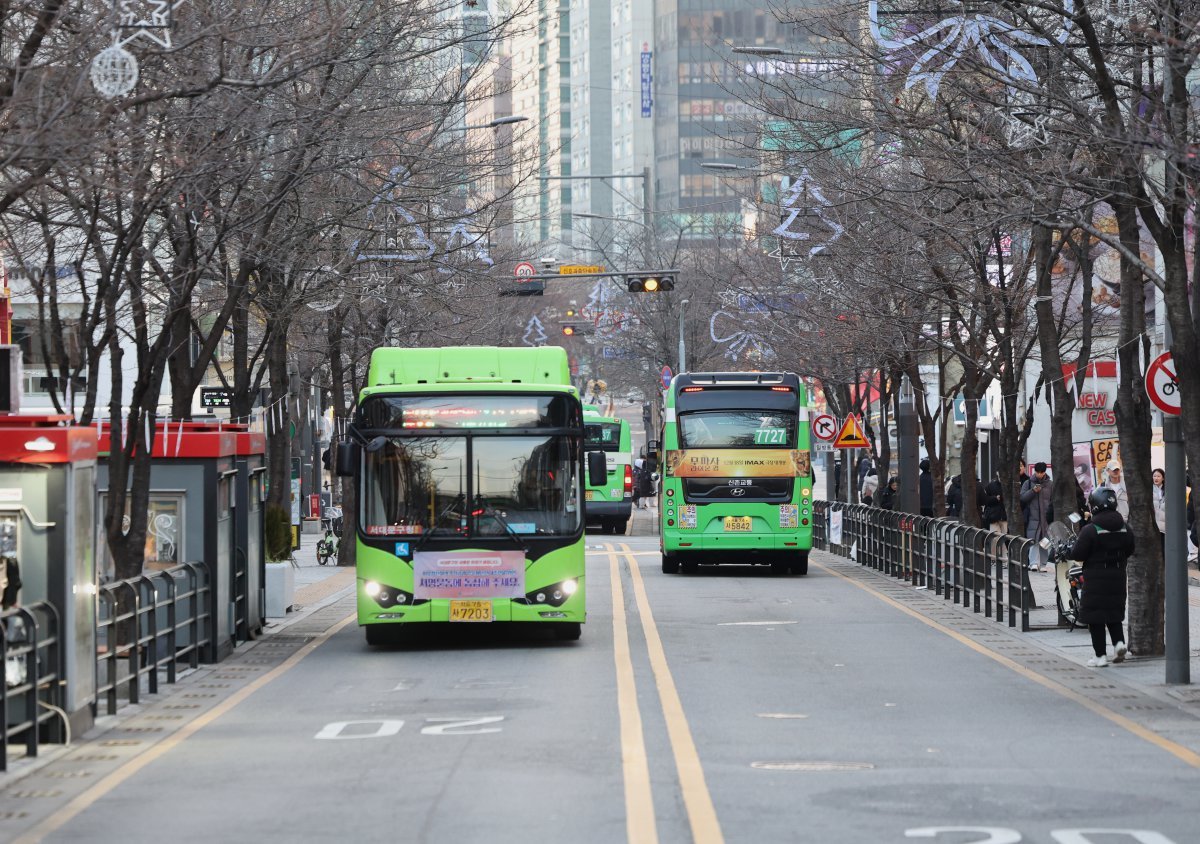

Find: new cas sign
[1078,392,1115,427]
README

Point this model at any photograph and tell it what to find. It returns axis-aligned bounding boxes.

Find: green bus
[582,408,633,534]
[658,371,814,575]
[337,346,591,643]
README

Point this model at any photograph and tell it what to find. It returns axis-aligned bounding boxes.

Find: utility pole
[1162,323,1189,684]
[677,299,689,374]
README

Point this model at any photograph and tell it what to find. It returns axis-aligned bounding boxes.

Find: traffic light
[627,275,675,293]
[560,320,594,336]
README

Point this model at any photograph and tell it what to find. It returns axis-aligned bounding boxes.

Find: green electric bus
[658,371,813,575]
[337,346,590,643]
[582,408,633,534]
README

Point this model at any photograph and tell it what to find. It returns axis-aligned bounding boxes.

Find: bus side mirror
[587,451,607,486]
[336,442,357,477]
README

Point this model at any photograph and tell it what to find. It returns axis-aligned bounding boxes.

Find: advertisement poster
[413,551,526,599]
[665,449,810,479]
[1072,442,1095,496]
[1091,438,1119,474]
[829,507,843,545]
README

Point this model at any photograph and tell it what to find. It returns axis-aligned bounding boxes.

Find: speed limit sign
[1145,351,1181,415]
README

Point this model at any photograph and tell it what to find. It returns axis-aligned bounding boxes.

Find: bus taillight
[624,465,633,493]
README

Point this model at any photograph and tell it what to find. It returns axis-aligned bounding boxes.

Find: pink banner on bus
[413,551,526,599]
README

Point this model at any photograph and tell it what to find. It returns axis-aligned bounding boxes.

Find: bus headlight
[364,581,382,597]
[515,579,580,608]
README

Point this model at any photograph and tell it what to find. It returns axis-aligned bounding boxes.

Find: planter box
[265,561,295,617]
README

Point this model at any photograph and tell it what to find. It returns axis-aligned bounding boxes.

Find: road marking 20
[905,828,1176,844]
[315,716,504,740]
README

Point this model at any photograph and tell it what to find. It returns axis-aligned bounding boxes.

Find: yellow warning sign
[833,415,869,448]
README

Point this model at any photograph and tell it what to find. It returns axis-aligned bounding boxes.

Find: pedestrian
[1,555,20,610]
[1069,487,1134,668]
[945,474,963,519]
[631,460,643,509]
[919,458,933,517]
[860,467,879,506]
[982,473,1008,534]
[637,459,654,508]
[878,476,899,510]
[856,454,871,494]
[1152,467,1166,551]
[1099,460,1129,518]
[1020,461,1053,569]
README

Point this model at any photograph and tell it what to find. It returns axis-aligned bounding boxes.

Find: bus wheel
[771,561,789,576]
[365,624,398,646]
[791,553,809,576]
[554,622,582,641]
[662,553,680,574]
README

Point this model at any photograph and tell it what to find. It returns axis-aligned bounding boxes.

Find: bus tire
[680,560,698,575]
[771,561,789,576]
[791,552,809,576]
[662,553,680,574]
[365,624,398,646]
[554,622,582,641]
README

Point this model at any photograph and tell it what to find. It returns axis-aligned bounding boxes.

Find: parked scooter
[1044,514,1084,629]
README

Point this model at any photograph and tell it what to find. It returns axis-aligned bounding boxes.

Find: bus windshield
[679,410,797,448]
[584,422,622,451]
[361,434,581,538]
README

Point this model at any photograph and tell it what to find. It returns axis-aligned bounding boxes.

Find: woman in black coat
[1069,488,1135,668]
[878,477,899,510]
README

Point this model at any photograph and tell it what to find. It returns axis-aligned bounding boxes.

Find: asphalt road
[5,533,1199,844]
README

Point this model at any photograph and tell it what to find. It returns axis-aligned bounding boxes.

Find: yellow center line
[17,612,358,843]
[606,543,659,844]
[815,560,1200,769]
[621,543,725,844]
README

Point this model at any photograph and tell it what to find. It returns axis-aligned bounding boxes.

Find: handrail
[96,561,212,717]
[0,602,64,772]
[813,502,1036,632]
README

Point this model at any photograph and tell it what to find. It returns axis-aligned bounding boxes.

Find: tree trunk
[265,316,292,513]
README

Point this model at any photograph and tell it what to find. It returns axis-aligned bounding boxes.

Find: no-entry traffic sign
[1145,351,1181,415]
[812,413,837,442]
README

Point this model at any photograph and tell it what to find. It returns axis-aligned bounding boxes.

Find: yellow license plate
[724,516,752,532]
[449,600,493,622]
[585,490,595,501]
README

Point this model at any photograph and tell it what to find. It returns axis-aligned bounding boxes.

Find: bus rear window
[585,422,622,451]
[679,411,797,448]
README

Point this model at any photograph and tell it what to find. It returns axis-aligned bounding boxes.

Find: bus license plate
[724,516,752,532]
[585,490,594,501]
[449,601,493,622]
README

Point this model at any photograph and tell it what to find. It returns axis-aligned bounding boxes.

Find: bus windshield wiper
[473,495,530,554]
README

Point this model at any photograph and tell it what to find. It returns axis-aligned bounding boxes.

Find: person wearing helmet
[1069,487,1135,667]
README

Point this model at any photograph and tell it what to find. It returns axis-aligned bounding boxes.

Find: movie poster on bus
[413,551,526,599]
[664,449,810,478]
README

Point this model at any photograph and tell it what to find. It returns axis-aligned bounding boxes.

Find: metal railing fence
[814,502,1037,631]
[1,602,64,772]
[96,562,212,716]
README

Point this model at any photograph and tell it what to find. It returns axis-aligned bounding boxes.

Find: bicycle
[316,526,339,566]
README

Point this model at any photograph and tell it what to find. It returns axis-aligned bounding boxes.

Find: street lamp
[460,115,529,130]
[678,299,689,374]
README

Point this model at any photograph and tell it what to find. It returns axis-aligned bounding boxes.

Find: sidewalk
[270,533,357,629]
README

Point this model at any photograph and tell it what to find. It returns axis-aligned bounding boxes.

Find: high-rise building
[653,0,810,234]
[509,0,572,255]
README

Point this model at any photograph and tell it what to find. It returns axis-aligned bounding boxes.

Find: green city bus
[337,346,589,643]
[582,408,633,534]
[658,371,813,575]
